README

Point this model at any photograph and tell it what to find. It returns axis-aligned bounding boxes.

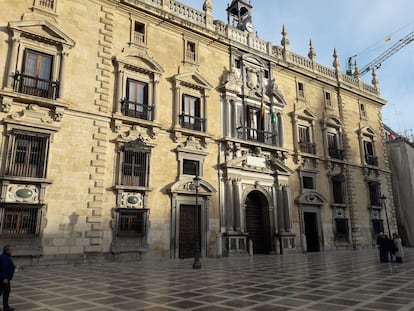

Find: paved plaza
[8,248,414,311]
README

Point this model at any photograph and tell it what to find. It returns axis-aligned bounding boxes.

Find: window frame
[5,130,50,179]
[0,204,41,237]
[331,175,345,204]
[184,39,199,64]
[298,123,316,155]
[368,181,381,207]
[119,140,152,188]
[180,94,203,132]
[116,208,149,237]
[335,218,349,242]
[7,20,75,102]
[132,21,146,46]
[297,81,305,99]
[122,78,151,120]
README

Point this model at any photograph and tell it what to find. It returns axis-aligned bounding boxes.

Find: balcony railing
[299,141,317,155]
[237,127,278,145]
[329,148,345,160]
[179,114,205,132]
[13,72,59,100]
[121,99,154,121]
[365,154,378,166]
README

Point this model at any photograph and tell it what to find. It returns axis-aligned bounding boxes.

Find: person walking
[393,233,404,263]
[0,245,16,311]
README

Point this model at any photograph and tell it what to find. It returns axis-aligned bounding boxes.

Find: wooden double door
[245,191,271,254]
[179,204,201,259]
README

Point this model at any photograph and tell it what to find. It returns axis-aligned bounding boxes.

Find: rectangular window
[37,0,55,10]
[325,92,332,106]
[335,219,349,242]
[360,103,367,118]
[364,141,378,166]
[118,208,148,237]
[298,125,315,154]
[15,49,58,99]
[6,131,49,178]
[183,159,199,176]
[328,131,343,159]
[124,79,150,120]
[181,94,204,131]
[122,150,148,187]
[302,176,314,189]
[134,21,145,43]
[247,106,259,140]
[186,41,196,61]
[368,182,381,206]
[0,205,39,236]
[332,176,345,204]
[297,82,305,98]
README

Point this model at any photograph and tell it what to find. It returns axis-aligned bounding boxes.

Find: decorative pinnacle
[332,48,340,69]
[308,39,316,60]
[281,24,290,50]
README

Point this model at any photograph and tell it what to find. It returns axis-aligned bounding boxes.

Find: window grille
[39,0,55,10]
[6,131,49,178]
[0,205,39,236]
[117,208,148,237]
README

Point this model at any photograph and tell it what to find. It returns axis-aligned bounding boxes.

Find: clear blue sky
[181,0,414,137]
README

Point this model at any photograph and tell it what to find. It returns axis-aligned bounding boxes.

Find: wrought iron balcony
[329,148,345,160]
[13,72,59,100]
[237,127,277,145]
[179,114,205,132]
[121,99,154,121]
[365,154,378,166]
[299,141,317,155]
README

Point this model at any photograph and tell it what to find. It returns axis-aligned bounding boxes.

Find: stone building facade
[0,0,396,263]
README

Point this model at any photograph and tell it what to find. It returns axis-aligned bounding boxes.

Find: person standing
[0,245,16,311]
[376,233,388,262]
[393,233,404,263]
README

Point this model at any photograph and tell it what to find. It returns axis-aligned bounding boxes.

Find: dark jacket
[0,251,15,282]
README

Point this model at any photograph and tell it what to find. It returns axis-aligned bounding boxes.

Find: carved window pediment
[174,70,212,91]
[115,51,164,76]
[9,20,75,48]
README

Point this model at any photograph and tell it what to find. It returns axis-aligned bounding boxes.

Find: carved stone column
[276,185,284,232]
[232,178,241,231]
[224,178,234,232]
[57,49,69,100]
[6,33,20,89]
[282,185,292,231]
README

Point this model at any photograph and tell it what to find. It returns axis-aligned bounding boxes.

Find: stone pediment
[174,70,212,90]
[297,191,326,206]
[323,115,343,127]
[226,155,293,175]
[269,158,294,176]
[115,49,164,75]
[9,20,75,48]
[170,177,216,196]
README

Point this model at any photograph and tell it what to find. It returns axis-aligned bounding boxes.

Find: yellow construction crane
[347,30,414,76]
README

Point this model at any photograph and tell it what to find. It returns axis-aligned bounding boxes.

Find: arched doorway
[245,191,271,254]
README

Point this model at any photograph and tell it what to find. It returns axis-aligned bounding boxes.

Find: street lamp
[192,174,202,269]
[380,194,391,238]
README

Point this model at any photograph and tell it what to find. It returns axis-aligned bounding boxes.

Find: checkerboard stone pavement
[7,248,414,311]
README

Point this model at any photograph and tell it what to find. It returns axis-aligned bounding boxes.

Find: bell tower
[226,0,254,33]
